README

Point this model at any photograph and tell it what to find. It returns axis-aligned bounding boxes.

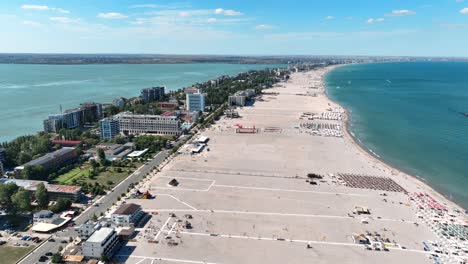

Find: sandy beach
[114,66,468,264]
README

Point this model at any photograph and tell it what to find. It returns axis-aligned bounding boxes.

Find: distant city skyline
[1,0,468,56]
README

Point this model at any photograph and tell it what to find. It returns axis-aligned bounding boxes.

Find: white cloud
[367,18,385,24]
[386,10,416,16]
[215,8,242,16]
[55,8,70,14]
[179,11,190,17]
[460,8,468,14]
[98,13,128,19]
[50,17,80,23]
[130,18,147,25]
[21,5,69,14]
[21,5,49,10]
[440,23,468,29]
[130,3,191,9]
[22,20,41,26]
[255,24,275,30]
[141,9,250,26]
[325,16,334,20]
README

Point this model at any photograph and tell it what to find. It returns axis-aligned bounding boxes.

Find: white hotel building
[82,227,119,258]
[114,112,181,135]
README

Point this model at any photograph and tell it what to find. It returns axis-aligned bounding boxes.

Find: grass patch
[0,246,35,264]
[53,166,92,185]
[53,160,144,194]
[87,167,135,188]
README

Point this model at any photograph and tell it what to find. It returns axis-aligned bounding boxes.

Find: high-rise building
[114,112,181,135]
[43,108,82,132]
[141,87,165,103]
[43,102,102,132]
[99,118,120,140]
[186,92,206,111]
[112,97,126,108]
[80,102,103,124]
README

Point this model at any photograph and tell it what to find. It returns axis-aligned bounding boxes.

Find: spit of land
[114,67,467,264]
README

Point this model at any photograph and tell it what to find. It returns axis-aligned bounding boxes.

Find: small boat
[465,113,468,117]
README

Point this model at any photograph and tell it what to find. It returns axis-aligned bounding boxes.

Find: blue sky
[1,0,468,56]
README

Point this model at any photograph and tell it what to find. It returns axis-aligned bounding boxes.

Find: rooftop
[0,178,81,194]
[86,227,115,243]
[50,140,82,146]
[115,111,178,120]
[113,203,141,215]
[127,149,149,158]
[17,147,76,168]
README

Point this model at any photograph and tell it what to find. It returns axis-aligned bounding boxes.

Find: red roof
[51,140,82,146]
[161,111,176,116]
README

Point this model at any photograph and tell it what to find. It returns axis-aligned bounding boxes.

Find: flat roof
[63,255,85,262]
[127,149,149,158]
[31,217,71,232]
[196,136,209,143]
[51,140,82,145]
[113,203,141,215]
[0,179,81,194]
[115,111,178,120]
[86,227,114,243]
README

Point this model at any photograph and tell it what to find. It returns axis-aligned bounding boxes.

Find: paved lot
[113,71,438,263]
[19,148,172,264]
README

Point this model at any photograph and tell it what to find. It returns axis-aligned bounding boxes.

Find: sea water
[326,62,468,209]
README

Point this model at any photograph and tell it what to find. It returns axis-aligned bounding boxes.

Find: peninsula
[111,66,467,263]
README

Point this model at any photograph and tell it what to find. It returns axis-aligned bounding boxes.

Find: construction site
[112,67,466,264]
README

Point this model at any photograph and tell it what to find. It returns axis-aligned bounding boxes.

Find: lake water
[0,63,283,142]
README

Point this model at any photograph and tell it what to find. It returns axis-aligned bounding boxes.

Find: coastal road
[18,146,176,264]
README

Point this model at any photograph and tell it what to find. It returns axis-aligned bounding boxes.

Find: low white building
[111,203,144,227]
[82,227,119,258]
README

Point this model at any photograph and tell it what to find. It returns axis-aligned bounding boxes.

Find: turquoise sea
[0,63,283,143]
[326,62,468,209]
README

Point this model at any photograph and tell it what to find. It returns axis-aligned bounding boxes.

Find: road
[19,147,175,264]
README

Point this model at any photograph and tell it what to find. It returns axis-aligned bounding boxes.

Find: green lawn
[87,167,135,188]
[53,166,92,185]
[53,161,143,191]
[0,246,35,264]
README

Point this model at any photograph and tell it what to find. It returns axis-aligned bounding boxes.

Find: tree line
[0,182,71,216]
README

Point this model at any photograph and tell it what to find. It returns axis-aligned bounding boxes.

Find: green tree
[97,149,109,166]
[50,198,72,213]
[12,188,31,212]
[90,159,99,169]
[35,183,49,209]
[51,252,63,263]
[22,165,46,180]
[97,148,106,161]
[17,152,32,165]
[0,182,19,214]
[91,213,98,221]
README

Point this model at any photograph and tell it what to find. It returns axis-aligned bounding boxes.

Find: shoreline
[321,64,467,212]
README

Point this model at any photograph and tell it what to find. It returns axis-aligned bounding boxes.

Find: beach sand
[115,66,467,264]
